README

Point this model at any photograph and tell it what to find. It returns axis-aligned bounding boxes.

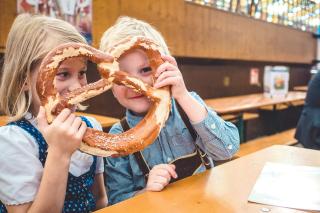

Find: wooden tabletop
[75,112,119,128]
[96,145,320,213]
[293,86,308,92]
[205,91,306,114]
[0,115,8,126]
[0,113,119,128]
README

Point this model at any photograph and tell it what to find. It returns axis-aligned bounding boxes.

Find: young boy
[100,16,240,205]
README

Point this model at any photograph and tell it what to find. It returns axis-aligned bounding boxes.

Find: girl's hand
[154,55,188,100]
[145,164,177,191]
[37,106,87,157]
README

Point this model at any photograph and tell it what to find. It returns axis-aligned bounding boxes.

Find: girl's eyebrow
[57,63,87,70]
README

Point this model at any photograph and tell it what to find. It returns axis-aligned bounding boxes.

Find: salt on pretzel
[36,37,171,157]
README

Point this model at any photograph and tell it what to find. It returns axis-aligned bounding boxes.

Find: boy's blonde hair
[0,13,86,121]
[100,16,170,55]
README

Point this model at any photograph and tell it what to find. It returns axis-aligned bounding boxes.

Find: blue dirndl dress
[0,116,97,213]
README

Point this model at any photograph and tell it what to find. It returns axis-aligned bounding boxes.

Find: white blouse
[0,113,104,205]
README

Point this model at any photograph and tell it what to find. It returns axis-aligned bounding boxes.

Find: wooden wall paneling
[92,0,120,48]
[92,0,185,55]
[1,0,316,63]
[182,2,316,63]
[0,0,16,52]
[92,0,316,63]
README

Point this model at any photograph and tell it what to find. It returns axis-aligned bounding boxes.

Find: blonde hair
[0,13,86,121]
[100,16,170,55]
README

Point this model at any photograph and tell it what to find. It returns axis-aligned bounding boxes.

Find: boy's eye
[79,70,87,77]
[140,66,152,74]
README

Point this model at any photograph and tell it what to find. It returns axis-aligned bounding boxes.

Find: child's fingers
[169,164,176,170]
[154,76,180,89]
[155,62,177,77]
[167,164,178,179]
[153,164,177,179]
[155,63,167,77]
[147,182,164,191]
[71,116,83,130]
[75,121,87,139]
[155,70,178,84]
[153,175,169,186]
[63,113,76,127]
[146,164,178,191]
[150,168,171,181]
[54,108,72,123]
[36,106,49,130]
[146,174,169,191]
[161,55,178,66]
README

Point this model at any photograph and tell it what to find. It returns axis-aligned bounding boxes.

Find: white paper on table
[248,162,320,211]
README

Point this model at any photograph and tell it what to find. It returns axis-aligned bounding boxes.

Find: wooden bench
[221,112,259,121]
[236,128,298,157]
[293,86,308,92]
[221,112,259,142]
[259,100,305,111]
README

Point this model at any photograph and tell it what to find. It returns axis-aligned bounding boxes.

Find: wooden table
[0,113,119,128]
[205,91,306,142]
[0,116,8,126]
[293,86,308,92]
[75,112,119,128]
[204,91,306,115]
[96,145,320,213]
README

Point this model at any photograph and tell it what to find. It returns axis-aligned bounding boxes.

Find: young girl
[100,16,240,205]
[0,14,107,212]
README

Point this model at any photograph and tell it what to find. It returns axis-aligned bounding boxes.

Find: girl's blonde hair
[0,13,86,121]
[100,16,170,55]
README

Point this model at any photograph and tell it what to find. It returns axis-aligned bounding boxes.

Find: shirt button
[227,144,233,150]
[167,157,171,162]
[210,123,216,130]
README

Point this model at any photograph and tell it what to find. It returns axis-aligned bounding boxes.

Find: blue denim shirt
[104,92,239,205]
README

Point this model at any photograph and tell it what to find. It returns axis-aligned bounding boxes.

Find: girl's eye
[56,70,69,79]
[140,66,152,74]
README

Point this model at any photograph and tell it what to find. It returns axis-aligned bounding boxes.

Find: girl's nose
[68,79,82,92]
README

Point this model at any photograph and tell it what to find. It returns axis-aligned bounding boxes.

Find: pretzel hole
[50,57,113,116]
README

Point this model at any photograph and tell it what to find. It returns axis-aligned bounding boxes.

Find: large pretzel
[36,37,171,157]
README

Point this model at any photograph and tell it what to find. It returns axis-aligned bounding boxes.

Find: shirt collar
[24,112,37,126]
[125,110,143,127]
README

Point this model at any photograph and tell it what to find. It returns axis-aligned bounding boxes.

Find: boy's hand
[145,164,177,191]
[154,55,188,100]
[37,106,87,157]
